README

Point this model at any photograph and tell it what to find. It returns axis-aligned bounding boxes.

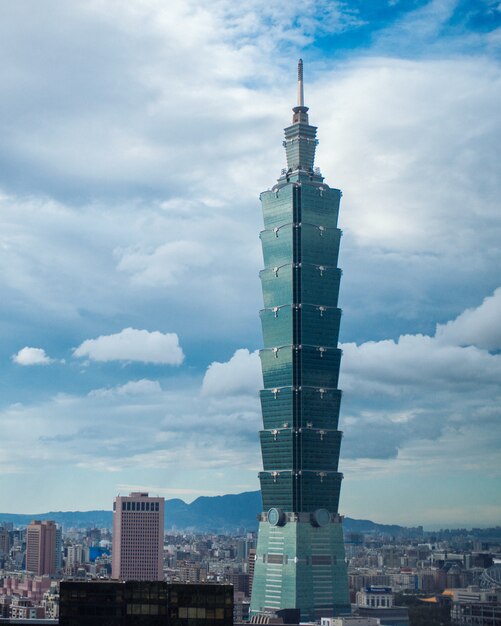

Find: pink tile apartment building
[25,520,57,576]
[112,492,164,581]
[0,575,52,603]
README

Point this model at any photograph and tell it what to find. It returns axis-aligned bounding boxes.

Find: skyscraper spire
[283,59,318,176]
[292,59,309,125]
[297,58,304,107]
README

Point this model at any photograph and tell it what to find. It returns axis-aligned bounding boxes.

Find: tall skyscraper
[25,520,57,576]
[250,60,350,620]
[112,492,164,581]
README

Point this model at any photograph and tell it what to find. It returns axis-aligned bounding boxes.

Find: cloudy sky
[1,0,500,529]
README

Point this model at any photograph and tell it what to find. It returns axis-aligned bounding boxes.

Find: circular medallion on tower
[267,508,286,527]
[311,508,331,527]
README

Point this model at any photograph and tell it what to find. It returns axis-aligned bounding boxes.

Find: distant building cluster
[1,506,501,624]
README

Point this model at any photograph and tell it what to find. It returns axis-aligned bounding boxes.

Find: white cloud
[115,379,162,394]
[341,334,501,393]
[338,286,501,468]
[0,369,260,477]
[202,348,262,396]
[435,287,501,351]
[307,54,501,341]
[0,192,262,350]
[12,347,54,366]
[116,240,212,286]
[374,0,457,48]
[73,328,184,364]
[89,379,162,397]
[1,37,500,352]
[314,57,501,254]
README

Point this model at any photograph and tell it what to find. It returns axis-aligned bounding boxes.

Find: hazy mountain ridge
[0,490,418,534]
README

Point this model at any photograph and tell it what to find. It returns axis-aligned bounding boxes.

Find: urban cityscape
[1,1,500,626]
[1,496,501,624]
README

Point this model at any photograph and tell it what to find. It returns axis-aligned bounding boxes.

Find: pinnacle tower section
[250,60,350,621]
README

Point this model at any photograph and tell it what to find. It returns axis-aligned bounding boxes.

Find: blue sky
[1,0,500,528]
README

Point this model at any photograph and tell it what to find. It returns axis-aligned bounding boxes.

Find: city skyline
[0,0,500,528]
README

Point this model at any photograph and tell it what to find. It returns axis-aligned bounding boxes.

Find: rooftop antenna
[292,59,309,124]
[297,58,304,107]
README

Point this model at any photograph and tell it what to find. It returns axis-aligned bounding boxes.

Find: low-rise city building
[322,617,380,626]
[356,587,394,609]
[451,586,501,625]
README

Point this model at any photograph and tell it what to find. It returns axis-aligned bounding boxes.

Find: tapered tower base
[250,514,350,621]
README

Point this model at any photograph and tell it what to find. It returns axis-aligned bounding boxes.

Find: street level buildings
[322,618,381,626]
[250,60,350,620]
[451,586,501,626]
[356,587,394,609]
[112,492,164,581]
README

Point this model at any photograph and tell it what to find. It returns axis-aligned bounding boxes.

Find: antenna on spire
[292,59,309,124]
[297,59,304,107]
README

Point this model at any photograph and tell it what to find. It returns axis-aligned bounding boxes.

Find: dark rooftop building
[59,581,233,626]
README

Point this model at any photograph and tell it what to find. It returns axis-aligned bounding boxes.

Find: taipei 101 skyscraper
[250,61,350,620]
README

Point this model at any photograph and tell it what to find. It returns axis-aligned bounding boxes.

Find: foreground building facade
[250,61,350,620]
[59,581,233,626]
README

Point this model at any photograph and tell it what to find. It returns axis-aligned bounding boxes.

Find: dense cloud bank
[0,0,500,522]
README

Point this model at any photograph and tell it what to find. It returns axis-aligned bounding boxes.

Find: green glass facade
[250,61,350,621]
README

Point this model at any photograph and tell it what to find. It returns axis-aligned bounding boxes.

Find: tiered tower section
[250,60,350,621]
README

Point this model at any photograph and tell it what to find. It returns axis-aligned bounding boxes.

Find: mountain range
[0,490,419,535]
